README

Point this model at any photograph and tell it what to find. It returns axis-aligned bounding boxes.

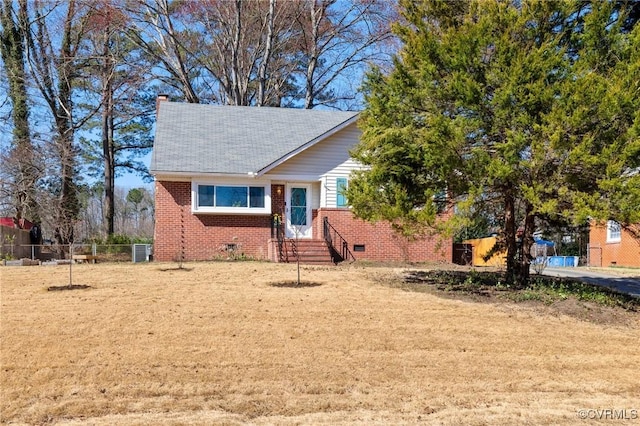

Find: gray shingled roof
[150,102,359,175]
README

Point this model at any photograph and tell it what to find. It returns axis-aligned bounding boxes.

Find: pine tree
[348,0,640,285]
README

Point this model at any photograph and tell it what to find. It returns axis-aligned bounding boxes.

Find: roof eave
[152,170,260,180]
[255,114,359,177]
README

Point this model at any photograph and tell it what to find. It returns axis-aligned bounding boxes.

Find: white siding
[324,170,357,208]
[266,122,364,208]
[312,182,321,209]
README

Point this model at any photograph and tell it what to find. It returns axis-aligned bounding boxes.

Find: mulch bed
[390,269,639,327]
[47,284,92,291]
[269,281,323,288]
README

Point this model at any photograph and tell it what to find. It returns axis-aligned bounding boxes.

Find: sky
[115,154,154,190]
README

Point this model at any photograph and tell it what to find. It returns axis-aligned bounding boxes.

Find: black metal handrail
[272,216,287,262]
[289,238,298,262]
[322,217,355,263]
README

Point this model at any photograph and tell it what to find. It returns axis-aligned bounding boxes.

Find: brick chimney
[156,94,169,115]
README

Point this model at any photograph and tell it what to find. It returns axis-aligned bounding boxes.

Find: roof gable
[151,102,359,176]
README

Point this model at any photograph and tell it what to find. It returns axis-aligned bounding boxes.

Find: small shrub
[399,269,639,311]
[510,290,544,303]
[106,234,132,245]
[1,252,14,261]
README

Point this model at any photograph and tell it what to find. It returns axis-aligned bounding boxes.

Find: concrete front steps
[281,239,335,265]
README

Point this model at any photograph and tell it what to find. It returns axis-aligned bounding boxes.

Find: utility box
[132,244,152,263]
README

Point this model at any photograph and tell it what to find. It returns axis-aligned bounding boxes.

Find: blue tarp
[547,256,579,267]
[534,238,555,247]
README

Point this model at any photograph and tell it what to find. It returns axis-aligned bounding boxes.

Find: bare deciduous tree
[126,0,201,103]
[182,0,300,106]
[297,0,396,109]
[22,0,94,244]
[125,0,395,109]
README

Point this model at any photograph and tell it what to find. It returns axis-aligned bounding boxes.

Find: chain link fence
[1,243,152,263]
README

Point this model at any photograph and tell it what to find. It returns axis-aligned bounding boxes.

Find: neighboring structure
[463,235,577,268]
[0,217,34,259]
[589,220,640,267]
[462,236,506,267]
[150,98,452,263]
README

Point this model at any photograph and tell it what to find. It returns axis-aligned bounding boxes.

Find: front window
[249,187,265,208]
[606,220,621,243]
[216,186,246,207]
[193,182,270,214]
[198,185,215,207]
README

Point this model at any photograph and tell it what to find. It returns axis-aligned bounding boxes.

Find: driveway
[541,267,640,298]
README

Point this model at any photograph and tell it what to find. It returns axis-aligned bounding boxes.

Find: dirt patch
[269,280,323,288]
[47,284,92,291]
[158,266,194,272]
[542,297,637,326]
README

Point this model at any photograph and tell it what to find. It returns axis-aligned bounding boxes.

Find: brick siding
[155,181,452,263]
[315,208,452,263]
[272,184,285,219]
[154,181,274,261]
[589,222,640,267]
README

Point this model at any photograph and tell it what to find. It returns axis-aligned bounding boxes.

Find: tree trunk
[54,0,80,245]
[56,125,78,245]
[518,204,535,286]
[230,0,243,105]
[503,191,518,285]
[304,1,323,109]
[1,0,38,221]
[102,80,115,236]
[101,27,115,237]
[257,0,276,106]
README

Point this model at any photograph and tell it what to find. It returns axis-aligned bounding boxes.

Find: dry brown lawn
[1,261,639,425]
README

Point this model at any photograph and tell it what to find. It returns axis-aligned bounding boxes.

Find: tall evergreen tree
[348,0,640,285]
[78,0,154,237]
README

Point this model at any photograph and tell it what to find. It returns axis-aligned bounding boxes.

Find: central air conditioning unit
[132,244,152,263]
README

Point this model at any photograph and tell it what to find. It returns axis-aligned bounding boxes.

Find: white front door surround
[285,183,312,238]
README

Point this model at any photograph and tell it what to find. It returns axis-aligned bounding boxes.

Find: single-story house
[588,220,640,267]
[150,97,452,264]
